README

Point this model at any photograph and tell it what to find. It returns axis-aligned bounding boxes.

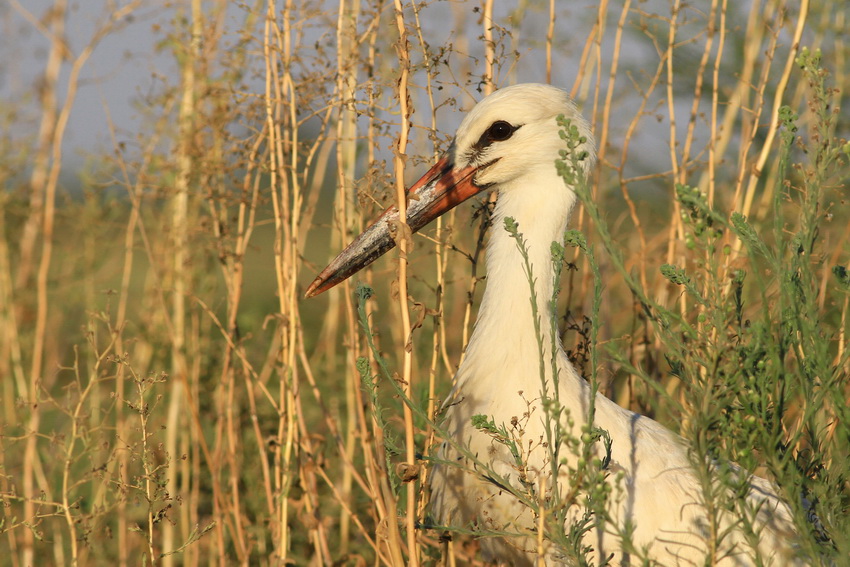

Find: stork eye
[471,120,521,154]
[486,120,517,142]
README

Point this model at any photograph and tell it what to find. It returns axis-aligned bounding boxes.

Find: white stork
[306,84,802,566]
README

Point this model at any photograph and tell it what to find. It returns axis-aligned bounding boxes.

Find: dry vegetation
[1,0,848,565]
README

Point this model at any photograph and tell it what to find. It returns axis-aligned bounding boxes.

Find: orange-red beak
[305,153,486,298]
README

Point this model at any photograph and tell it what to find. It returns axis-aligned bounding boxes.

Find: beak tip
[304,278,323,299]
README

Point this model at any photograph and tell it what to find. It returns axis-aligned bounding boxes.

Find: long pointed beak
[305,153,485,298]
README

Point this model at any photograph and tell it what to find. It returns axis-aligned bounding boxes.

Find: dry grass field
[1,0,848,565]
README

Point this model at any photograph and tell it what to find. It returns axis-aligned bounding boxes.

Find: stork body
[307,84,801,565]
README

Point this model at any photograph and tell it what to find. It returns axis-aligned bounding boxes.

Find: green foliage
[470,414,526,482]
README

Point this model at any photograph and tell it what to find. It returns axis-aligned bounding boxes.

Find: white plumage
[308,84,802,566]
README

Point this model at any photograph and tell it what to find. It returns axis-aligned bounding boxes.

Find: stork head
[451,83,594,190]
[305,83,594,298]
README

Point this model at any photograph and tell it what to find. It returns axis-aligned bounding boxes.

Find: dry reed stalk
[546,0,555,84]
[613,56,666,408]
[352,8,398,565]
[163,0,200,561]
[482,0,495,95]
[562,10,601,325]
[334,0,360,556]
[138,372,158,565]
[729,1,780,215]
[569,0,607,336]
[679,2,718,183]
[707,0,729,208]
[0,205,25,566]
[409,0,447,532]
[570,4,600,103]
[615,59,664,295]
[10,0,64,294]
[14,2,65,563]
[391,1,419,564]
[595,0,630,182]
[656,0,691,409]
[738,0,809,220]
[263,1,293,561]
[588,0,607,137]
[283,2,334,558]
[663,0,683,270]
[211,52,277,547]
[167,2,245,561]
[278,0,343,561]
[681,0,718,387]
[458,0,498,363]
[694,0,762,205]
[590,0,630,401]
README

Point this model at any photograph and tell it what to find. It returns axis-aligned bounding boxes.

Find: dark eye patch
[473,120,521,151]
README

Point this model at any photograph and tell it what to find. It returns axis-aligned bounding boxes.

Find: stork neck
[462,175,576,380]
[481,221,557,327]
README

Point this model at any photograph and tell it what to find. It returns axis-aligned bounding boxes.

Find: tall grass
[0,0,847,565]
